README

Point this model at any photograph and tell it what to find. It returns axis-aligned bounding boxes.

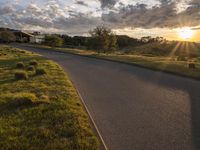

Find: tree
[44,35,63,47]
[88,26,117,53]
[0,31,16,43]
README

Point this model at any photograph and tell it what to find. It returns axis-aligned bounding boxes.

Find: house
[0,27,45,43]
[12,30,34,43]
[30,32,45,44]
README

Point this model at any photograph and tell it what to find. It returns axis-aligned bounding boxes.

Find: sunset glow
[178,28,195,40]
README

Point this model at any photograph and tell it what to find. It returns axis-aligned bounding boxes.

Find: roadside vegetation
[0,45,99,150]
[21,26,200,79]
[2,25,200,79]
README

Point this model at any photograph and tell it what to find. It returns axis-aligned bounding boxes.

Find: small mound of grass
[29,60,38,66]
[15,71,28,80]
[12,92,37,105]
[27,65,35,71]
[35,68,47,75]
[39,94,50,104]
[16,62,25,69]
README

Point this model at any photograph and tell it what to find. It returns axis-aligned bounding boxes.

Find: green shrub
[35,68,47,75]
[16,62,25,69]
[15,71,28,80]
[29,60,38,66]
[27,65,35,71]
[44,35,63,47]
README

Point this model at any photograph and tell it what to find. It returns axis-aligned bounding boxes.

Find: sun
[178,28,194,40]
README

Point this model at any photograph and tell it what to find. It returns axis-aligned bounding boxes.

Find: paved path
[14,45,200,150]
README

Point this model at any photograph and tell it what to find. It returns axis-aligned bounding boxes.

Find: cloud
[0,0,200,35]
[192,27,200,30]
[75,1,88,7]
[0,5,14,15]
[98,0,118,8]
[102,0,200,29]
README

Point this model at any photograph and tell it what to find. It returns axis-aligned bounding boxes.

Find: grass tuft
[35,68,47,75]
[12,92,37,105]
[16,62,25,69]
[27,65,35,71]
[29,60,38,66]
[14,71,28,80]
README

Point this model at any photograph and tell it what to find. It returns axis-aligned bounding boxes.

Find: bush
[35,68,47,75]
[188,63,196,69]
[44,35,63,47]
[29,60,38,66]
[15,71,28,80]
[16,62,25,69]
[27,65,35,71]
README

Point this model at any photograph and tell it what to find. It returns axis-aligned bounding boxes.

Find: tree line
[0,26,167,53]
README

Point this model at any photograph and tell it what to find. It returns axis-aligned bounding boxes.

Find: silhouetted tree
[88,26,117,53]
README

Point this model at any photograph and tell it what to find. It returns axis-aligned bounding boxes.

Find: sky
[0,0,199,41]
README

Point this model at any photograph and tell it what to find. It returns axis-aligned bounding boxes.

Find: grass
[21,43,200,79]
[0,45,99,150]
[14,70,28,80]
[35,68,47,75]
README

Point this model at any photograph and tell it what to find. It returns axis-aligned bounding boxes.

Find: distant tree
[0,31,16,43]
[44,35,63,47]
[117,35,141,48]
[88,26,117,53]
[140,36,166,43]
[108,33,117,52]
[141,36,152,43]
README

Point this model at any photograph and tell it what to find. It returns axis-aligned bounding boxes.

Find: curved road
[14,46,200,150]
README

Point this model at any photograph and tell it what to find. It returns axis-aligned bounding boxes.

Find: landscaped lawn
[0,45,99,150]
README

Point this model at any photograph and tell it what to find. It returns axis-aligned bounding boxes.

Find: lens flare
[178,28,194,40]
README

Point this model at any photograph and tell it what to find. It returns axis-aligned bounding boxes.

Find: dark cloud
[102,0,200,28]
[75,1,88,7]
[0,5,13,15]
[98,0,118,8]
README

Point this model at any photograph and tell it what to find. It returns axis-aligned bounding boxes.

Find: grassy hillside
[123,41,200,58]
[0,45,99,150]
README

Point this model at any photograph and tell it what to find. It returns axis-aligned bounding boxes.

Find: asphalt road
[14,45,200,150]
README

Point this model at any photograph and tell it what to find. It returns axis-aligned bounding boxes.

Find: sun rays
[178,28,195,40]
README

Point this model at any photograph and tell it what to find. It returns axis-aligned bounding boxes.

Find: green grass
[21,43,200,79]
[99,54,200,78]
[0,45,99,150]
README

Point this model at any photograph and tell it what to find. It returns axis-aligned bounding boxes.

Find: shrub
[188,63,196,69]
[29,60,38,66]
[16,62,25,69]
[27,65,35,71]
[35,68,47,75]
[15,71,28,80]
[44,35,63,47]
